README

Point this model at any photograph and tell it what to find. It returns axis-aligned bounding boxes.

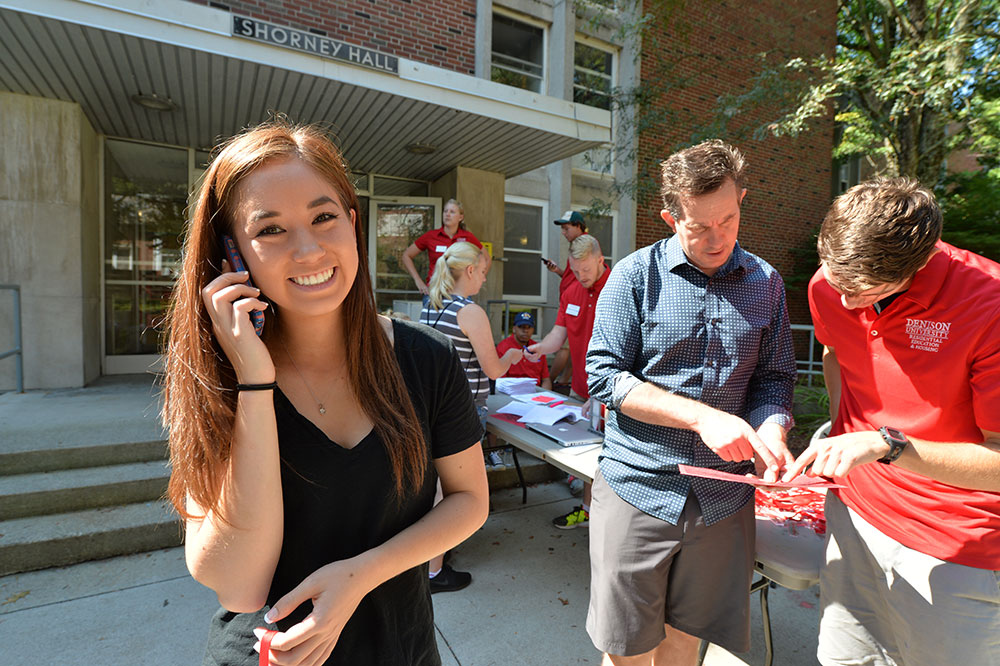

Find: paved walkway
[0,482,820,665]
[0,376,820,664]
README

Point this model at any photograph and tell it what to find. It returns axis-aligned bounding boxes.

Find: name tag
[565,304,581,316]
[435,245,448,252]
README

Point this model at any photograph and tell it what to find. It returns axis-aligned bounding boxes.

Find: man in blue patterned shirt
[584,140,796,665]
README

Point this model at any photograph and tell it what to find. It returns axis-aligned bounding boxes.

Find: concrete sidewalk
[0,481,821,666]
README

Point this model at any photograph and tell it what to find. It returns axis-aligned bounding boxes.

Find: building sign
[232,16,399,75]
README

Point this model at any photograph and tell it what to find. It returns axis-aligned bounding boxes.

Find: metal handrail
[0,284,24,393]
[791,323,822,386]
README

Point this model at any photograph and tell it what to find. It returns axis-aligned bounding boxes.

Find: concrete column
[474,0,492,79]
[547,0,575,99]
[543,0,577,310]
[614,4,642,258]
[431,166,506,332]
[0,92,99,390]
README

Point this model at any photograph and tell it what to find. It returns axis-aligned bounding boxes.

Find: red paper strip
[678,464,845,489]
[259,629,278,666]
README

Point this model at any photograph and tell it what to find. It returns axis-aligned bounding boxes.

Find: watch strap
[877,426,908,464]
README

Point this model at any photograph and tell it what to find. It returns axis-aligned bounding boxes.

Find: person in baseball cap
[495,311,550,390]
[544,210,589,393]
[554,210,587,228]
[513,311,535,328]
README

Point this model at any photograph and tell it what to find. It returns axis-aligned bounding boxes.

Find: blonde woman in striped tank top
[419,241,523,592]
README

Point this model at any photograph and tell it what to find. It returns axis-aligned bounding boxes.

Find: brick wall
[635,0,837,323]
[188,0,477,74]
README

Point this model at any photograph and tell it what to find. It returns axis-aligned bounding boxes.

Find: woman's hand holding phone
[201,262,274,384]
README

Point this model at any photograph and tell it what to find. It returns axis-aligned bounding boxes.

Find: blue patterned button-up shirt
[586,235,796,526]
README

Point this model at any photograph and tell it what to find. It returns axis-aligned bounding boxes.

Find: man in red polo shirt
[784,178,1000,666]
[544,210,588,294]
[526,234,609,529]
[496,311,551,389]
[544,210,589,386]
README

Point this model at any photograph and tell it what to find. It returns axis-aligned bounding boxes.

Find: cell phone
[540,257,555,268]
[221,234,265,336]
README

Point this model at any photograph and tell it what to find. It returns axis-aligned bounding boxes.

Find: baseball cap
[554,210,586,227]
[513,312,535,328]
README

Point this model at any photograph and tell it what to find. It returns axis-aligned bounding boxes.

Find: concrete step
[0,375,168,476]
[0,501,181,576]
[0,439,168,476]
[0,461,171,520]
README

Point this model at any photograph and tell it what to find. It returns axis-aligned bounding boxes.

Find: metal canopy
[0,2,610,181]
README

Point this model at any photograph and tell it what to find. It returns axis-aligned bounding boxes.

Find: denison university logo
[905,318,952,353]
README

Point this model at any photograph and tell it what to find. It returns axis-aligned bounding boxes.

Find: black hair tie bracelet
[236,382,278,392]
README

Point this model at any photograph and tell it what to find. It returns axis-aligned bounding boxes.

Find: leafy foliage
[937,169,1000,259]
[737,0,1000,188]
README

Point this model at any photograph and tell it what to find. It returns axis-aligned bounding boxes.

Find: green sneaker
[553,506,589,530]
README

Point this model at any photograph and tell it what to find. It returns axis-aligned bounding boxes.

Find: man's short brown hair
[818,177,942,293]
[659,140,747,218]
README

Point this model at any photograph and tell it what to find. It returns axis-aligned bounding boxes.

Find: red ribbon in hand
[259,629,278,666]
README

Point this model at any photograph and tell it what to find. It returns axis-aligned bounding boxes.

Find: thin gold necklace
[279,338,329,415]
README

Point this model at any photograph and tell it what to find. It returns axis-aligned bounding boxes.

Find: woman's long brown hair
[162,122,427,521]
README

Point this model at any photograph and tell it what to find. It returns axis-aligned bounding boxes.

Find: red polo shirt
[808,241,1000,569]
[496,335,549,385]
[556,264,610,399]
[414,227,482,283]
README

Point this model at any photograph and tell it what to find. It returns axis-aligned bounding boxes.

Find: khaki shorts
[819,492,1000,666]
[586,467,755,656]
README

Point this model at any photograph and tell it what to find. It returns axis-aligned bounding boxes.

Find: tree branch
[876,0,919,41]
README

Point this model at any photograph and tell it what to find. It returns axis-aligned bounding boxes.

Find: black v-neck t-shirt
[202,319,483,666]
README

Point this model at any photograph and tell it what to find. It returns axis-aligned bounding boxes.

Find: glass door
[368,197,440,320]
[102,139,191,374]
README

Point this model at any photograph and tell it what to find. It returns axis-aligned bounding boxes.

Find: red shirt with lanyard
[808,241,1000,569]
[414,227,482,283]
[556,264,610,399]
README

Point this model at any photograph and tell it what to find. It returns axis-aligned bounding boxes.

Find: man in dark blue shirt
[585,140,796,665]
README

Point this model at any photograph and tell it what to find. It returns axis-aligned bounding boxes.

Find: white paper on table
[517,404,585,426]
[495,402,533,418]
[495,378,538,396]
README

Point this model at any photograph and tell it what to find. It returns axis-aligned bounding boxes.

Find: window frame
[573,33,616,112]
[491,6,549,95]
[501,194,550,303]
[575,206,617,265]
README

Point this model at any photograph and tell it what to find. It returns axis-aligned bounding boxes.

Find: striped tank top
[420,295,489,407]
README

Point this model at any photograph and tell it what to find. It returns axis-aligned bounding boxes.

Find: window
[584,211,615,267]
[104,140,189,356]
[574,40,614,110]
[491,12,545,93]
[502,198,548,300]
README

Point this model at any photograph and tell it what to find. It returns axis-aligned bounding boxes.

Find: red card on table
[489,412,528,428]
[677,464,846,489]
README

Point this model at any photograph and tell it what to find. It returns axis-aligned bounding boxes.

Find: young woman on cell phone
[161,121,488,666]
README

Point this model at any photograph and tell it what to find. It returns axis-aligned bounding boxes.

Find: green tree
[739,0,1000,188]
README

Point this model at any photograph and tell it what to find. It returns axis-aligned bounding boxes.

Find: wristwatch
[877,426,909,464]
